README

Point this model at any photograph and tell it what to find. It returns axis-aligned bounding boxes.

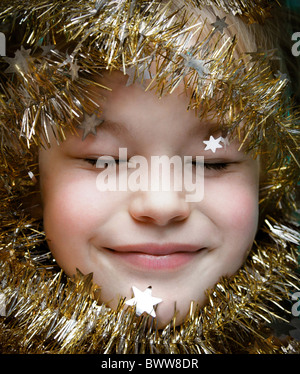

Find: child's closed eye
[84,158,232,171]
[190,158,231,171]
[84,158,98,166]
[203,162,229,171]
[84,157,126,168]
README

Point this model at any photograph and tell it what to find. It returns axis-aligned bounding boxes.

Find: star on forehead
[211,16,228,34]
[203,135,224,153]
[125,286,162,317]
[77,112,104,140]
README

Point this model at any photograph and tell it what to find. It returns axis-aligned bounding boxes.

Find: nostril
[172,215,188,223]
[136,216,156,224]
[132,214,187,227]
[128,191,191,226]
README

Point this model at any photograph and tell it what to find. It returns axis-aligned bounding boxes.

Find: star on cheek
[125,286,162,317]
[203,135,224,153]
[77,112,104,140]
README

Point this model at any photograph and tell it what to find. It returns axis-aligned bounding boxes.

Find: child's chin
[154,298,199,329]
[155,305,186,330]
[93,280,209,329]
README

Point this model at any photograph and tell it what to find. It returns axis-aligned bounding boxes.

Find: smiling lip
[104,243,204,271]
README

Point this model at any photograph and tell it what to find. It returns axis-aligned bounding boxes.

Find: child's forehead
[64,118,226,155]
[82,71,226,135]
[94,117,222,139]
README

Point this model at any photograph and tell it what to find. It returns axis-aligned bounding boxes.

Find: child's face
[39,70,260,327]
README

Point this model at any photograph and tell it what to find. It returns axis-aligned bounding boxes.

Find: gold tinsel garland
[0,0,299,353]
[0,216,299,354]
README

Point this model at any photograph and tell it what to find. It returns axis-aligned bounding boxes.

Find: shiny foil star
[60,53,80,80]
[123,65,151,86]
[69,60,80,81]
[203,135,223,153]
[77,112,104,140]
[211,16,228,34]
[40,44,56,56]
[185,57,210,78]
[4,46,32,74]
[125,286,162,317]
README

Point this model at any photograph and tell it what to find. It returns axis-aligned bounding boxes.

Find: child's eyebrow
[63,119,132,149]
[187,121,223,139]
[98,119,131,137]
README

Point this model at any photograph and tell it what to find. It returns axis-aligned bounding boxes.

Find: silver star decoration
[40,44,56,57]
[69,60,80,81]
[185,57,210,79]
[77,112,104,140]
[59,53,80,80]
[4,46,32,74]
[211,16,228,34]
[181,51,210,80]
[122,65,151,86]
[203,135,224,153]
[125,286,162,317]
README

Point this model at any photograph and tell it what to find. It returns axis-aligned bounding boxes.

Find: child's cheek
[205,175,259,236]
[44,170,116,222]
[41,174,106,270]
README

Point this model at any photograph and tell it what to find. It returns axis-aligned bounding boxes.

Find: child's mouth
[103,243,207,271]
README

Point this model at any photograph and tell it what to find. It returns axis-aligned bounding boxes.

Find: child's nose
[128,191,191,226]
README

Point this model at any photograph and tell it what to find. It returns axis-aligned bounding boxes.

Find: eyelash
[84,158,230,171]
[201,162,229,171]
[84,158,97,166]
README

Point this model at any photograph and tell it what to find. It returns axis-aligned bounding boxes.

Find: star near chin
[125,286,162,317]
